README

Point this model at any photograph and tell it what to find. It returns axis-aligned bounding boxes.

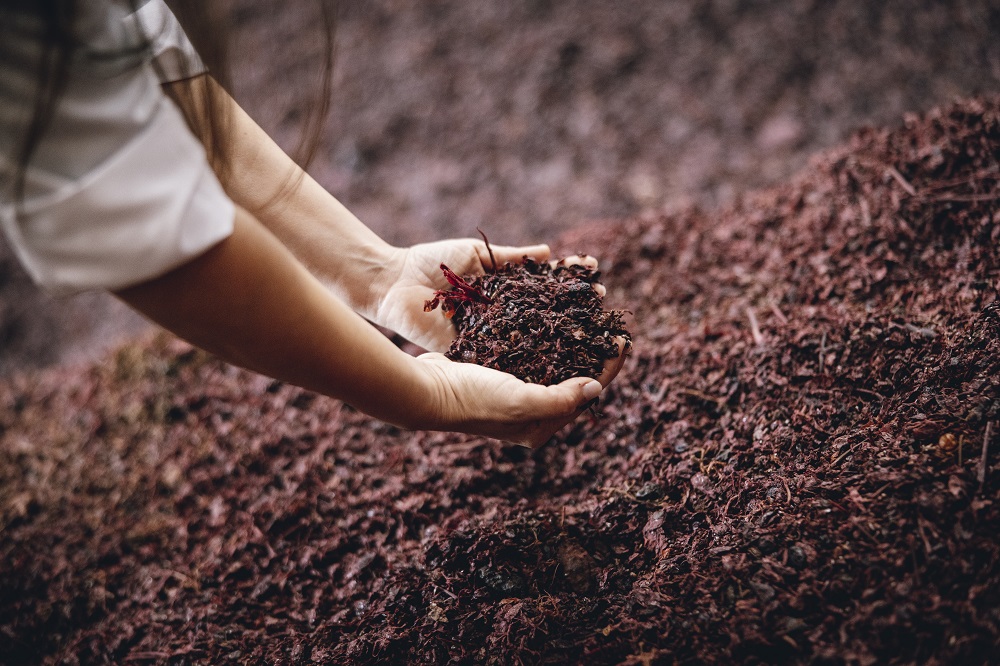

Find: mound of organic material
[424,257,630,385]
[1,97,999,665]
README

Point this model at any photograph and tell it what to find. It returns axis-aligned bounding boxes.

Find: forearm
[115,207,432,429]
[163,75,396,318]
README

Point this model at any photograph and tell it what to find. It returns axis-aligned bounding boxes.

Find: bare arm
[117,208,421,425]
[163,75,396,318]
[115,206,610,444]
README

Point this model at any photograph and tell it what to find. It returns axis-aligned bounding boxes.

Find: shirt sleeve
[131,0,208,83]
[0,0,234,295]
[3,100,234,295]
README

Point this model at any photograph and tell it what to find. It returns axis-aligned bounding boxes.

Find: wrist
[321,238,399,318]
[363,243,405,317]
[383,352,450,431]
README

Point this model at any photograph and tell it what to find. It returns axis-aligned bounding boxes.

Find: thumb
[516,377,603,448]
[547,376,603,416]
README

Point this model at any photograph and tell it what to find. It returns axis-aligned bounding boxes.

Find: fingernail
[582,380,603,400]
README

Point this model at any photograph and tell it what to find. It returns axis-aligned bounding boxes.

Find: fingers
[515,377,603,448]
[474,244,605,297]
[471,242,599,274]
[556,254,599,271]
[523,337,627,445]
[516,347,626,447]
[597,336,629,387]
[552,254,605,296]
[416,353,609,448]
[547,376,604,413]
[480,243,551,269]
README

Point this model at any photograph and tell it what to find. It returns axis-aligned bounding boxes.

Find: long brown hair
[2,0,336,202]
[2,0,79,202]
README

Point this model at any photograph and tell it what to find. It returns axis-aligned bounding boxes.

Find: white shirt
[0,0,234,294]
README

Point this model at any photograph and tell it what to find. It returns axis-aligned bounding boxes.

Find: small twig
[832,443,858,467]
[978,422,993,490]
[653,378,671,403]
[852,387,885,401]
[477,228,498,272]
[438,440,488,454]
[677,387,724,406]
[433,583,459,601]
[887,166,917,196]
[859,198,872,226]
[769,302,789,325]
[919,192,1000,203]
[870,482,892,498]
[723,490,743,516]
[916,518,933,555]
[903,322,937,340]
[918,169,1000,192]
[746,306,763,346]
[818,331,827,371]
[850,516,880,546]
[125,653,176,662]
[911,548,922,585]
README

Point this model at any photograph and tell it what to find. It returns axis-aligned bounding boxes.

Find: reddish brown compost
[1,97,999,665]
[424,257,631,385]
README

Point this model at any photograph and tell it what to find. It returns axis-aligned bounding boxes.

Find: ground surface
[1,96,998,664]
[2,0,999,374]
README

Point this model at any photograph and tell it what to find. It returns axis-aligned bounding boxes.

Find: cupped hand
[414,336,628,447]
[373,238,547,351]
[373,238,603,352]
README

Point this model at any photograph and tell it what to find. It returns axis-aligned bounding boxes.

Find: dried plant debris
[424,254,631,385]
[1,97,1000,665]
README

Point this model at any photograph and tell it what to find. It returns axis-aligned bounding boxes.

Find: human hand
[413,336,628,447]
[373,238,604,352]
